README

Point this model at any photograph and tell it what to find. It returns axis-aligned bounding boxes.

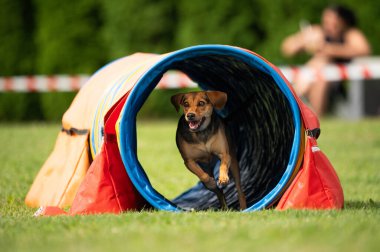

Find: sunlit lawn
[0,119,379,252]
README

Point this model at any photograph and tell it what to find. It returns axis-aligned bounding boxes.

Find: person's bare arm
[282,25,324,57]
[281,32,305,57]
[321,29,371,58]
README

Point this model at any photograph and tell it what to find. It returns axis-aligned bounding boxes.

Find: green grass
[0,119,379,252]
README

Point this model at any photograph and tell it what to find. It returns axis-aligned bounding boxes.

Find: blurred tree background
[1,0,379,120]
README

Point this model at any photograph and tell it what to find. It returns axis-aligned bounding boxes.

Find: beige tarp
[25,53,156,207]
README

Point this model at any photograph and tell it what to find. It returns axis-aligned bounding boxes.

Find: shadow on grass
[345,199,380,210]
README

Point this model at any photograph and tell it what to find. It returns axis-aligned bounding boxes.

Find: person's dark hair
[327,4,357,27]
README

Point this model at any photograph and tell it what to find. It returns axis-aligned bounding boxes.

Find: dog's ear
[206,91,227,110]
[171,93,184,112]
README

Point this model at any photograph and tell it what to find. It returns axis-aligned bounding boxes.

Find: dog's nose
[186,113,196,121]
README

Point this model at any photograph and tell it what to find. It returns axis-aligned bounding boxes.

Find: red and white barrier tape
[0,75,89,92]
[281,62,380,83]
[0,72,196,92]
[1,62,379,92]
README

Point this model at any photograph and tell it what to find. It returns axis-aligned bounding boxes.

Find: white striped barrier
[1,61,379,92]
[281,62,380,83]
[0,75,89,92]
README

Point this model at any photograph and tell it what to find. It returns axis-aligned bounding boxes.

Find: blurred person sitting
[281,4,371,116]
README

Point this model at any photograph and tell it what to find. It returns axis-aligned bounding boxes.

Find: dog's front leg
[217,153,231,186]
[184,159,217,189]
[184,159,228,209]
[230,156,247,210]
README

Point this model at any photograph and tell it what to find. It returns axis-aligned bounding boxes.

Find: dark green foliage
[0,93,47,121]
[2,0,379,73]
[101,0,177,57]
[0,0,36,75]
[39,92,77,121]
[34,0,107,74]
[175,0,264,50]
[0,92,76,121]
[0,93,33,121]
[0,0,379,121]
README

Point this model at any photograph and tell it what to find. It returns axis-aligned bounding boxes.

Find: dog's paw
[218,174,230,187]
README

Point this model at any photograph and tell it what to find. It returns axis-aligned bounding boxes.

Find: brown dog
[171,91,247,210]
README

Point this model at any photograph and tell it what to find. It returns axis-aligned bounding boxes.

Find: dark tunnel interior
[159,55,296,210]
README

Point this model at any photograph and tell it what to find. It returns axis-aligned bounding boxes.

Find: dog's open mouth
[188,117,205,131]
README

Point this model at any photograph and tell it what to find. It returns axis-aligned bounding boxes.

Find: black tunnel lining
[141,54,296,210]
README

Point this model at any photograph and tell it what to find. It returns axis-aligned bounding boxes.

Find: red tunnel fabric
[70,93,147,215]
[38,93,147,216]
[276,136,344,210]
[274,83,343,210]
[257,53,343,210]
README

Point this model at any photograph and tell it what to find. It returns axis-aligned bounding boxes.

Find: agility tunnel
[26,45,344,215]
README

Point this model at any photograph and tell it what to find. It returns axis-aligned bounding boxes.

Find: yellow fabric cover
[25,132,89,207]
[25,53,155,207]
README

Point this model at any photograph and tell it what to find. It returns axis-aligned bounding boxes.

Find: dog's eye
[198,101,205,106]
[183,102,189,107]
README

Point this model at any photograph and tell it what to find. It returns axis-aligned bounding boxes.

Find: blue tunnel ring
[118,45,302,212]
